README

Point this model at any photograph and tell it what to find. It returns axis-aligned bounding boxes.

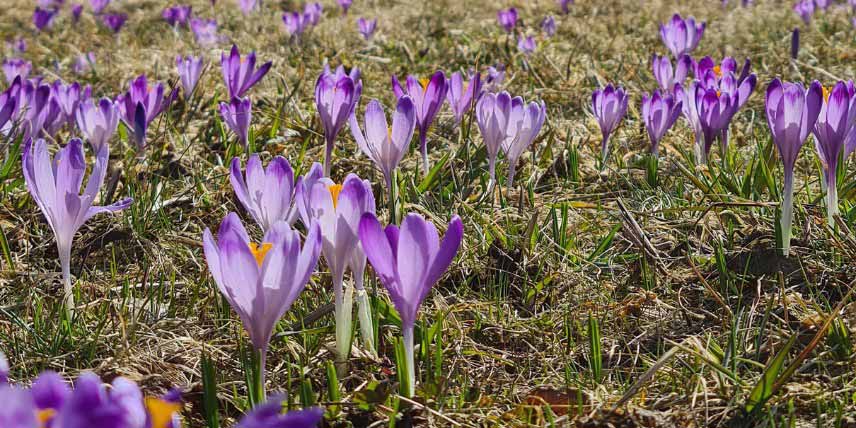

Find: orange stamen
[713,65,722,78]
[248,243,273,266]
[822,85,830,102]
[37,409,56,427]
[145,397,182,428]
[328,184,343,209]
[419,78,430,91]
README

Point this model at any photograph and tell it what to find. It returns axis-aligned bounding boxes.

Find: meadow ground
[1,0,856,426]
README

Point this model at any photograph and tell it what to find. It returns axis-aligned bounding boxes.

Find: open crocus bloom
[221,45,272,99]
[22,138,132,311]
[502,97,546,188]
[349,96,417,190]
[392,71,448,175]
[652,54,691,93]
[219,97,252,148]
[230,154,297,232]
[447,71,481,123]
[116,75,177,151]
[659,13,705,58]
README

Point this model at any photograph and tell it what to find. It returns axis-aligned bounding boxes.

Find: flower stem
[355,288,376,356]
[402,324,415,398]
[419,131,429,177]
[781,169,795,257]
[324,136,334,176]
[694,133,706,166]
[252,348,267,406]
[59,245,73,318]
[599,134,609,170]
[827,170,839,225]
[334,270,354,375]
[388,169,398,225]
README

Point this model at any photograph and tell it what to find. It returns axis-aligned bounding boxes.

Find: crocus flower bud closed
[219,96,252,148]
[793,0,814,24]
[116,74,177,151]
[33,7,56,31]
[517,35,536,55]
[559,0,573,14]
[163,5,192,27]
[230,155,297,232]
[812,81,854,224]
[315,65,361,175]
[338,0,352,14]
[541,16,556,37]
[592,84,629,164]
[102,13,128,33]
[497,8,518,33]
[659,14,705,58]
[176,55,204,97]
[357,17,377,40]
[76,97,120,152]
[476,91,512,186]
[503,97,546,188]
[191,18,220,46]
[221,45,272,99]
[641,89,682,155]
[652,54,692,93]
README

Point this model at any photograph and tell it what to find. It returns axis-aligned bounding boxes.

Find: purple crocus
[357,17,377,41]
[53,373,146,428]
[791,28,800,60]
[641,90,682,156]
[793,0,814,24]
[0,352,8,384]
[282,12,309,37]
[191,18,220,46]
[477,91,511,187]
[592,84,629,164]
[101,13,128,33]
[20,81,62,140]
[315,65,361,175]
[230,155,297,232]
[203,213,322,396]
[33,7,57,31]
[541,16,556,37]
[23,138,132,312]
[693,60,757,162]
[237,397,323,428]
[813,82,854,224]
[652,54,691,93]
[659,14,705,58]
[72,52,96,75]
[3,58,31,84]
[304,2,323,25]
[221,45,272,99]
[239,0,258,15]
[0,83,18,138]
[176,55,203,98]
[51,81,90,130]
[296,172,376,361]
[163,5,192,27]
[503,97,546,188]
[815,0,830,10]
[76,97,120,152]
[497,8,518,33]
[72,4,83,22]
[559,0,573,14]
[517,35,536,55]
[219,97,252,148]
[446,71,481,123]
[116,74,177,150]
[358,212,463,397]
[31,370,71,419]
[392,71,448,175]
[90,0,109,14]
[350,96,417,190]
[5,37,26,54]
[338,0,352,14]
[0,386,37,428]
[765,79,822,256]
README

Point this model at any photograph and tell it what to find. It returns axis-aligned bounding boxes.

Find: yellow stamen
[328,184,343,209]
[145,397,182,428]
[419,78,430,90]
[387,126,393,143]
[822,85,830,102]
[37,409,56,428]
[713,65,722,78]
[248,242,273,266]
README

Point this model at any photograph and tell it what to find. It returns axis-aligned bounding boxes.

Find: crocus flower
[53,373,147,428]
[517,35,536,55]
[33,7,57,31]
[219,97,252,148]
[20,81,62,140]
[559,0,573,14]
[338,0,352,14]
[793,0,814,24]
[282,12,309,37]
[162,5,192,27]
[203,213,321,394]
[3,58,31,84]
[503,97,546,188]
[237,397,323,428]
[191,18,220,46]
[90,0,109,14]
[221,45,272,99]
[304,2,323,25]
[652,54,691,93]
[176,55,203,98]
[72,4,83,22]
[693,61,757,162]
[766,79,822,256]
[296,173,376,362]
[357,17,377,40]
[484,64,505,93]
[31,370,71,419]
[541,16,556,37]
[359,213,463,397]
[497,8,518,33]
[102,13,128,33]
[813,81,854,224]
[315,65,361,175]
[350,96,417,190]
[23,138,132,311]
[659,13,705,58]
[230,155,297,232]
[51,81,90,127]
[116,74,177,151]
[76,97,120,152]
[641,90,682,156]
[447,71,481,124]
[240,0,257,15]
[6,37,27,54]
[592,84,628,164]
[72,52,95,75]
[815,0,829,9]
[476,91,511,187]
[392,71,448,175]
[791,28,800,60]
[0,84,18,138]
[0,386,36,428]
[0,352,8,384]
[674,81,705,162]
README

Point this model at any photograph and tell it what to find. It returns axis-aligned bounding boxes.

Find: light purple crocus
[446,71,481,123]
[176,55,203,98]
[20,81,62,140]
[357,17,377,41]
[221,45,272,99]
[6,37,26,54]
[503,97,546,188]
[815,0,830,10]
[239,0,257,15]
[541,16,556,37]
[72,4,83,22]
[0,386,37,428]
[3,58,31,84]
[813,82,854,224]
[296,172,376,361]
[315,65,361,175]
[693,61,757,162]
[350,96,417,190]
[191,18,220,46]
[793,0,814,24]
[659,14,705,58]
[0,353,8,384]
[592,84,629,164]
[33,7,57,31]
[101,13,128,33]
[116,74,177,150]
[338,0,352,14]
[72,52,95,75]
[76,97,120,152]
[53,373,147,428]
[497,8,518,33]
[392,71,448,175]
[652,54,691,93]
[0,83,18,138]
[641,90,682,156]
[219,97,252,148]
[203,213,321,396]
[23,138,132,311]
[237,397,323,428]
[359,212,463,397]
[163,5,192,27]
[90,0,109,14]
[230,155,296,232]
[477,91,511,187]
[51,81,90,128]
[282,12,309,37]
[304,2,323,25]
[766,79,822,256]
[484,64,505,93]
[559,0,573,14]
[517,35,536,55]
